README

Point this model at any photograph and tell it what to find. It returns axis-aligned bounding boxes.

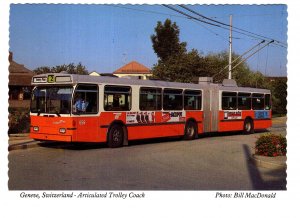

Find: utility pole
[228,15,232,79]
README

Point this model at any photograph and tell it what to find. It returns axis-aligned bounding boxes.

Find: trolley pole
[228,15,232,79]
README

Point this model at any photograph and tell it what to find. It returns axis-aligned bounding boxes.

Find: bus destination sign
[47,75,55,83]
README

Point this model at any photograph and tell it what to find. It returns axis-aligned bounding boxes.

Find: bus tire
[184,121,197,140]
[108,124,124,148]
[243,118,254,134]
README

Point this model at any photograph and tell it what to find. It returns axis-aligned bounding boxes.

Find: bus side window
[238,92,251,110]
[139,87,162,111]
[184,90,202,110]
[104,85,131,111]
[252,93,264,110]
[163,89,183,111]
[222,92,237,110]
[264,94,271,110]
[73,84,98,114]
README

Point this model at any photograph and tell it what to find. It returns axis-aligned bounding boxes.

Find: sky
[9,4,287,76]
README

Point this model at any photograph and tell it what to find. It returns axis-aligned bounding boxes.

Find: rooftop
[113,61,151,75]
[9,52,34,86]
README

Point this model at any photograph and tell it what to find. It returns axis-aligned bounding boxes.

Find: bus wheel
[243,118,254,134]
[108,124,124,148]
[184,121,197,140]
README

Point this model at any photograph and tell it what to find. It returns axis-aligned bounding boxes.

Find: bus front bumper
[30,133,72,142]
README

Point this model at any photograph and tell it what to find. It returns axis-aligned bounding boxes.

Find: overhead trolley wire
[178,4,287,48]
[107,4,286,48]
[162,5,261,43]
[227,40,275,74]
[211,13,287,19]
[213,40,266,78]
[162,4,233,42]
[163,4,287,48]
[106,4,228,42]
[190,20,228,41]
[264,44,270,75]
[179,5,231,27]
[105,4,185,19]
[163,5,265,43]
[162,4,221,28]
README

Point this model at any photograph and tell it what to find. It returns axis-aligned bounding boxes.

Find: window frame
[72,84,99,114]
[222,91,237,110]
[264,94,271,110]
[139,87,162,111]
[237,92,252,110]
[104,85,132,111]
[184,89,202,110]
[163,88,183,111]
[30,85,74,115]
[252,93,265,110]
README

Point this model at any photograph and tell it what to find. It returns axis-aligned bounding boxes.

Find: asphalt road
[8,121,286,190]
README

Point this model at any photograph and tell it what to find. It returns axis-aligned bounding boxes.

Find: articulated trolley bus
[30,74,271,148]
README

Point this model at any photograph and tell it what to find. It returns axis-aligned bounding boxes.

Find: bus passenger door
[72,84,100,142]
[202,89,211,133]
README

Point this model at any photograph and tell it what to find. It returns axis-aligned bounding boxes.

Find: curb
[8,140,39,151]
[8,133,30,137]
[250,154,287,170]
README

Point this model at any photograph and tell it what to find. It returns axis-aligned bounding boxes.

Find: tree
[202,51,229,82]
[51,64,68,74]
[152,49,205,82]
[33,62,88,75]
[151,19,207,82]
[202,51,269,88]
[270,78,287,114]
[150,19,271,90]
[33,66,51,75]
[151,19,187,62]
[75,62,88,75]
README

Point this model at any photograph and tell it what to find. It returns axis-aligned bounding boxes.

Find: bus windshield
[31,86,73,115]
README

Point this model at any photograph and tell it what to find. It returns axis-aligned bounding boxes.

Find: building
[113,61,152,80]
[8,52,34,108]
[89,71,118,77]
[89,71,100,76]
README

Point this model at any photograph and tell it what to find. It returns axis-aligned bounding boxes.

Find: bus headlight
[33,126,39,132]
[59,128,66,134]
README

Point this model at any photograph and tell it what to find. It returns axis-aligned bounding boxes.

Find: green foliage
[8,108,30,134]
[270,78,287,114]
[150,19,275,89]
[235,70,268,88]
[203,51,269,88]
[33,66,51,74]
[33,62,88,75]
[151,19,187,62]
[150,19,286,115]
[151,19,207,82]
[255,134,287,157]
[201,51,229,82]
[152,49,206,82]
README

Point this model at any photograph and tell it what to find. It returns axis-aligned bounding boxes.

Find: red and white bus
[30,74,272,147]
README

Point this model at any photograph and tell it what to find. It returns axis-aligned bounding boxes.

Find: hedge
[255,133,287,157]
[8,108,30,134]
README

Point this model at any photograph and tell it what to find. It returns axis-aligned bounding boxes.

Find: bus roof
[32,73,271,94]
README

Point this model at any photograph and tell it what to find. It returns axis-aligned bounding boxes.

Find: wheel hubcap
[245,123,251,131]
[113,130,121,142]
[187,126,195,136]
